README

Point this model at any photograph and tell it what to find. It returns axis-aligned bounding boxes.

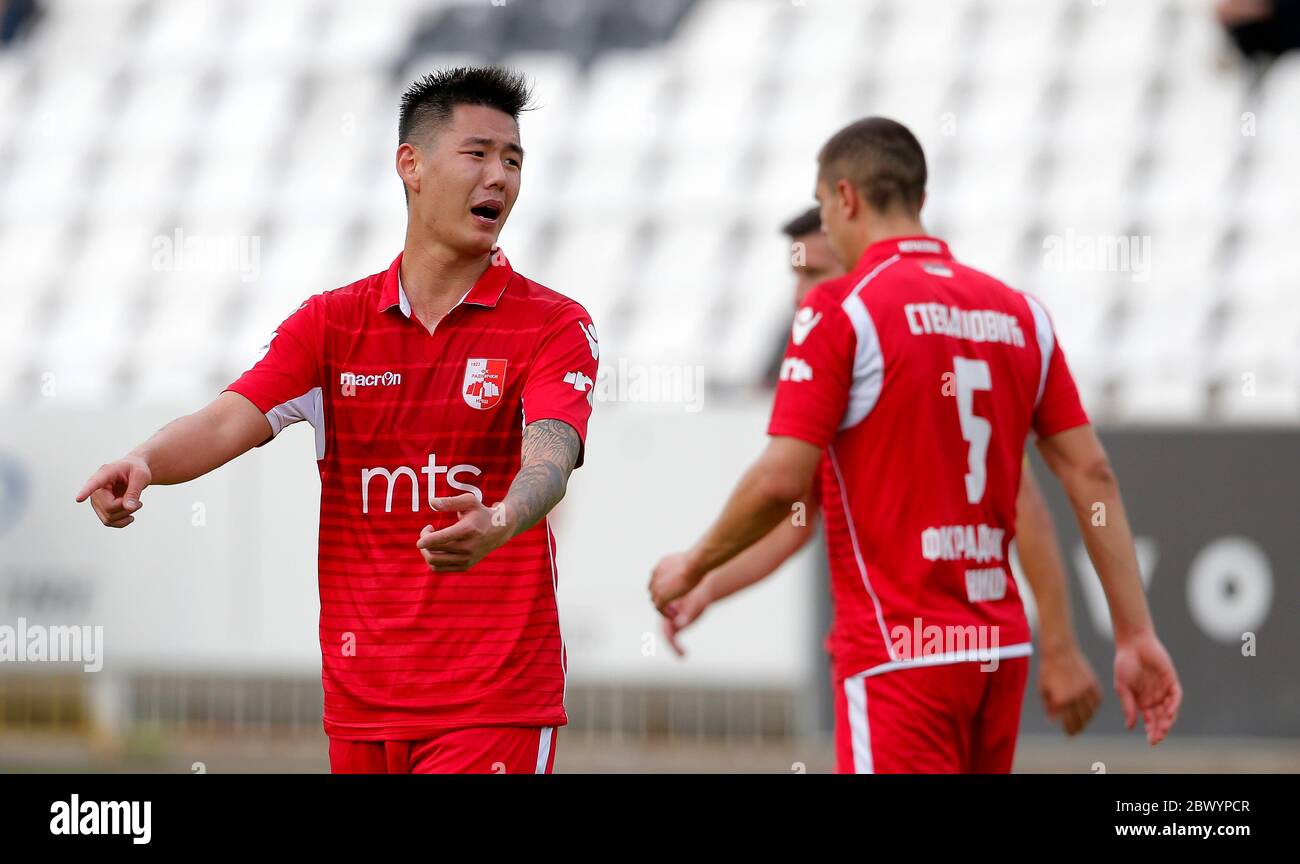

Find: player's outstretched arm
[648,435,821,614]
[417,418,580,572]
[1036,424,1182,744]
[74,391,273,528]
[662,501,820,657]
[1015,467,1102,735]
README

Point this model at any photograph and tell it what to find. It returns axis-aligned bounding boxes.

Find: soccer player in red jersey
[650,118,1181,773]
[75,67,598,774]
[662,206,1104,739]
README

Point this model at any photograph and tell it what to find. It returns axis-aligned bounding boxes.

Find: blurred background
[0,0,1297,772]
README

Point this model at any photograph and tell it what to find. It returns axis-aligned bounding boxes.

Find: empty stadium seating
[1,0,1296,420]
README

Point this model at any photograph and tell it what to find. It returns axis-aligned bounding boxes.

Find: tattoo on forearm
[503,419,581,536]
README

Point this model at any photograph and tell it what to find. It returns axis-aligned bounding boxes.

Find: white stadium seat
[0,0,1293,422]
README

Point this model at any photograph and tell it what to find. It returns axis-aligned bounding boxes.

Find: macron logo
[791,307,822,346]
[340,371,402,388]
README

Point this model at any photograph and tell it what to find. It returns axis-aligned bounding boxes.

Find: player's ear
[835,178,858,221]
[396,142,421,198]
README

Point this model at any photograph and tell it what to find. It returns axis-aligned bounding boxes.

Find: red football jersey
[226,251,598,739]
[768,236,1088,681]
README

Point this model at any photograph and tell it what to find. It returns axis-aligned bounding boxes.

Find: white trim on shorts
[535,726,554,774]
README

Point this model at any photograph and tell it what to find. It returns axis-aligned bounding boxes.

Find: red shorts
[328,726,558,774]
[833,657,1029,773]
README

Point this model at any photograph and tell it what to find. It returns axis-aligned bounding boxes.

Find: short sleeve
[1023,293,1089,438]
[224,295,325,442]
[1033,337,1090,438]
[766,287,857,449]
[521,304,599,468]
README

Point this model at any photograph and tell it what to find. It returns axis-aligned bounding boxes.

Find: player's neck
[851,216,929,264]
[864,215,927,246]
[400,233,492,330]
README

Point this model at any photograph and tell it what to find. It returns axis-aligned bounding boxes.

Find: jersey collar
[855,235,952,272]
[378,249,513,317]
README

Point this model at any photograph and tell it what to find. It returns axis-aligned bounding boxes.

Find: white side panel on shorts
[844,673,874,774]
[536,726,554,774]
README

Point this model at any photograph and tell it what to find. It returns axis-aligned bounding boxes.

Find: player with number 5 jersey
[767,231,1082,679]
[648,117,1181,773]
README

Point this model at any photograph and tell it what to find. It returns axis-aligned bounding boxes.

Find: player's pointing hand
[417,493,510,572]
[76,456,152,529]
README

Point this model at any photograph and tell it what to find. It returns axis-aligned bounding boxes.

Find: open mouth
[470,203,502,223]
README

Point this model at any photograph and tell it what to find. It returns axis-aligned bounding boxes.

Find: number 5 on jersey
[953,356,992,505]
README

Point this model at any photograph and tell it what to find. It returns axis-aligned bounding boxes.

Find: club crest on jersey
[462,358,508,410]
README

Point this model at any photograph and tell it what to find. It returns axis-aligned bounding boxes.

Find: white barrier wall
[558,401,816,686]
[0,400,816,688]
[0,405,322,675]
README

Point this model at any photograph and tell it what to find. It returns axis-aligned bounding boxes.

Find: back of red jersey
[768,236,1088,680]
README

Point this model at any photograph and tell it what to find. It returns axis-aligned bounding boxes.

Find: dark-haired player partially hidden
[77,67,598,774]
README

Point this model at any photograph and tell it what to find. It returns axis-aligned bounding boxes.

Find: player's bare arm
[1036,424,1183,745]
[506,418,582,532]
[662,500,820,657]
[74,391,271,528]
[649,435,821,613]
[1015,467,1103,736]
[417,418,580,572]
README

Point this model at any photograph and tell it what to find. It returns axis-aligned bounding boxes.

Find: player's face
[409,104,523,257]
[790,230,842,307]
